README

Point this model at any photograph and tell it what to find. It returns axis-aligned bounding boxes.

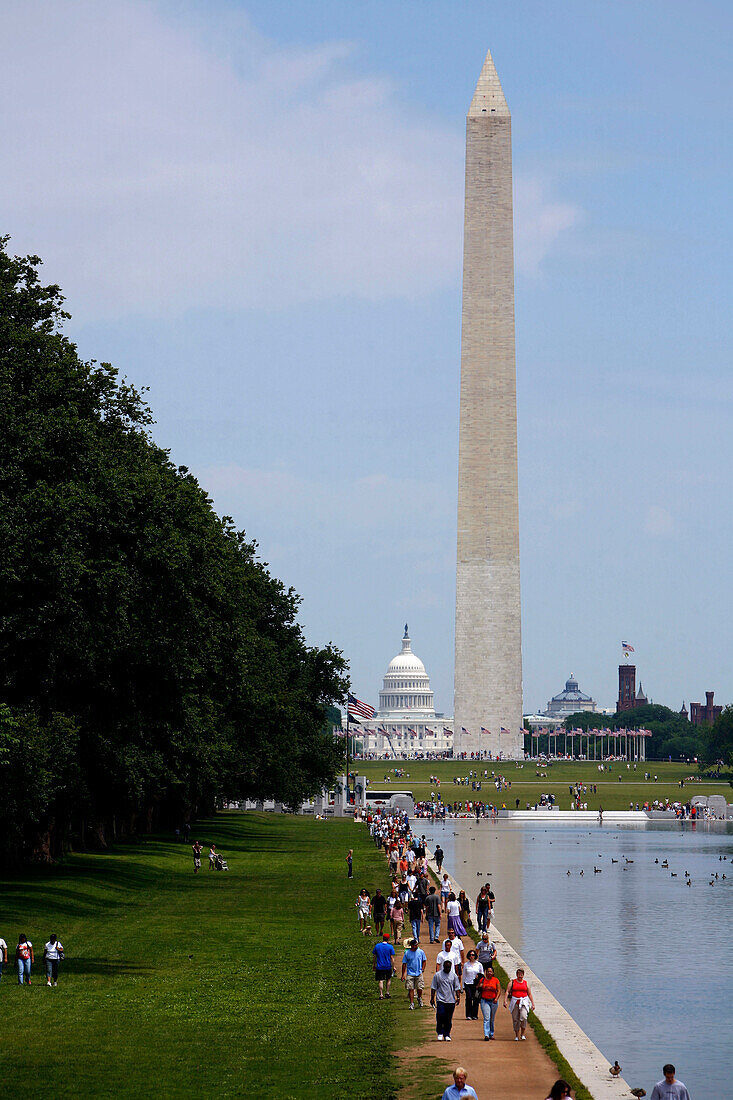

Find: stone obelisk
[454,49,523,760]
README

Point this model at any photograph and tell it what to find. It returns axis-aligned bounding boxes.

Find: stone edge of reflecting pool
[426,848,633,1100]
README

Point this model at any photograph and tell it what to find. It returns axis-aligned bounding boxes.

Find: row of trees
[0,240,348,864]
[562,703,732,766]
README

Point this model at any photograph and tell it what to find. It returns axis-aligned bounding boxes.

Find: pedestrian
[476,931,496,970]
[434,844,444,872]
[16,934,34,985]
[477,964,501,1039]
[346,849,353,878]
[425,885,442,943]
[183,822,191,842]
[446,892,461,934]
[0,933,6,981]
[448,930,465,979]
[372,889,387,936]
[356,888,372,931]
[462,948,484,1020]
[476,886,490,931]
[208,844,217,871]
[650,1064,691,1100]
[192,839,202,873]
[401,938,428,1009]
[407,894,424,943]
[440,873,452,914]
[503,966,535,1040]
[390,898,405,943]
[430,959,461,1041]
[43,934,64,987]
[372,933,395,999]
[457,890,471,930]
[545,1081,572,1099]
[441,1065,478,1100]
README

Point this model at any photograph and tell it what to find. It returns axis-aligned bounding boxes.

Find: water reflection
[420,818,732,1100]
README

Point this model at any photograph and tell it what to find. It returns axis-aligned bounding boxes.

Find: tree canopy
[0,239,348,862]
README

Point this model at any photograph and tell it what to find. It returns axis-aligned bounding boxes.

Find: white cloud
[2,1,580,318]
[514,178,582,276]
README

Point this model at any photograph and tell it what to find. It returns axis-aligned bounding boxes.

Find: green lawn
[0,813,402,1099]
[356,759,730,811]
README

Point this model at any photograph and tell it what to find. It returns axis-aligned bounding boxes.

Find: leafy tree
[697,706,733,772]
[0,239,348,862]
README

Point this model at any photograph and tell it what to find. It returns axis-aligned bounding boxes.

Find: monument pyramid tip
[468,48,509,117]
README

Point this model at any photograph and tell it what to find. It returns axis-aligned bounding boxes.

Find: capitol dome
[378,626,435,716]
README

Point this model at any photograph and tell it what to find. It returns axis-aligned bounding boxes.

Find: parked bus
[364,790,414,814]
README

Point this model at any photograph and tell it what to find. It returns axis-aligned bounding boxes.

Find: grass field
[0,813,409,1099]
[356,759,730,811]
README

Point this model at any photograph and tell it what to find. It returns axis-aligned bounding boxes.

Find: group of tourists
[359,807,692,1098]
[362,812,539,1050]
[0,933,64,986]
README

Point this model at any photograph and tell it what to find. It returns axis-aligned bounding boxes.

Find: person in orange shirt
[477,965,502,1040]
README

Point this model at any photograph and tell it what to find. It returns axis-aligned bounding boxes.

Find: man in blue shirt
[372,934,396,999]
[400,939,428,1009]
[441,1066,478,1099]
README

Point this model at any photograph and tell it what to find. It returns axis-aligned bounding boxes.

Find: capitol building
[356,626,454,756]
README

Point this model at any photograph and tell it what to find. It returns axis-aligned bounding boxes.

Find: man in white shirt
[449,933,465,979]
[0,935,7,982]
[436,936,464,976]
[43,934,64,987]
[650,1064,691,1100]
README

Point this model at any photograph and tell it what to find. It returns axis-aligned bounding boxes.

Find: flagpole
[345,701,350,806]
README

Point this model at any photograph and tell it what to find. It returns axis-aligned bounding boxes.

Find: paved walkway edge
[426,851,633,1100]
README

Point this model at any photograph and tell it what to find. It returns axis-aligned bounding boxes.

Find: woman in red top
[503,967,535,1040]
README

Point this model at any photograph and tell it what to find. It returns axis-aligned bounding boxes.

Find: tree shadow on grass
[60,957,154,977]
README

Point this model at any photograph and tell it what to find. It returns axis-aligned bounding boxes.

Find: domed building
[357,626,454,757]
[544,675,597,720]
[379,626,435,714]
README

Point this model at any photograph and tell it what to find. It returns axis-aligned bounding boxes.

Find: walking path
[397,924,557,1099]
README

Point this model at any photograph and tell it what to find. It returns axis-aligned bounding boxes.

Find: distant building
[617,664,636,712]
[680,701,689,719]
[634,682,649,707]
[544,675,597,720]
[689,691,722,727]
[357,626,453,756]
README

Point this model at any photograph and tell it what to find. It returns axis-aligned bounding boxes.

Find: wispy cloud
[514,178,582,276]
[3,1,581,318]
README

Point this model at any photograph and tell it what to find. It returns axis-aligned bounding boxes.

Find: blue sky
[4,0,731,714]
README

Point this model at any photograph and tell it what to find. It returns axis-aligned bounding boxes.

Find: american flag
[333,728,346,738]
[481,727,491,736]
[377,726,387,735]
[461,727,469,734]
[500,727,509,733]
[444,728,453,736]
[521,728,530,735]
[621,641,635,653]
[348,693,375,721]
[424,727,434,734]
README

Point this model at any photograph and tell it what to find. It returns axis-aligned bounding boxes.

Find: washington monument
[454,49,523,759]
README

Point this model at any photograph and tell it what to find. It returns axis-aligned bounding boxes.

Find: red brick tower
[617,664,636,712]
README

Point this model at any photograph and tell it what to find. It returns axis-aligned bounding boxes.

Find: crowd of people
[0,933,65,987]
[358,808,692,1099]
